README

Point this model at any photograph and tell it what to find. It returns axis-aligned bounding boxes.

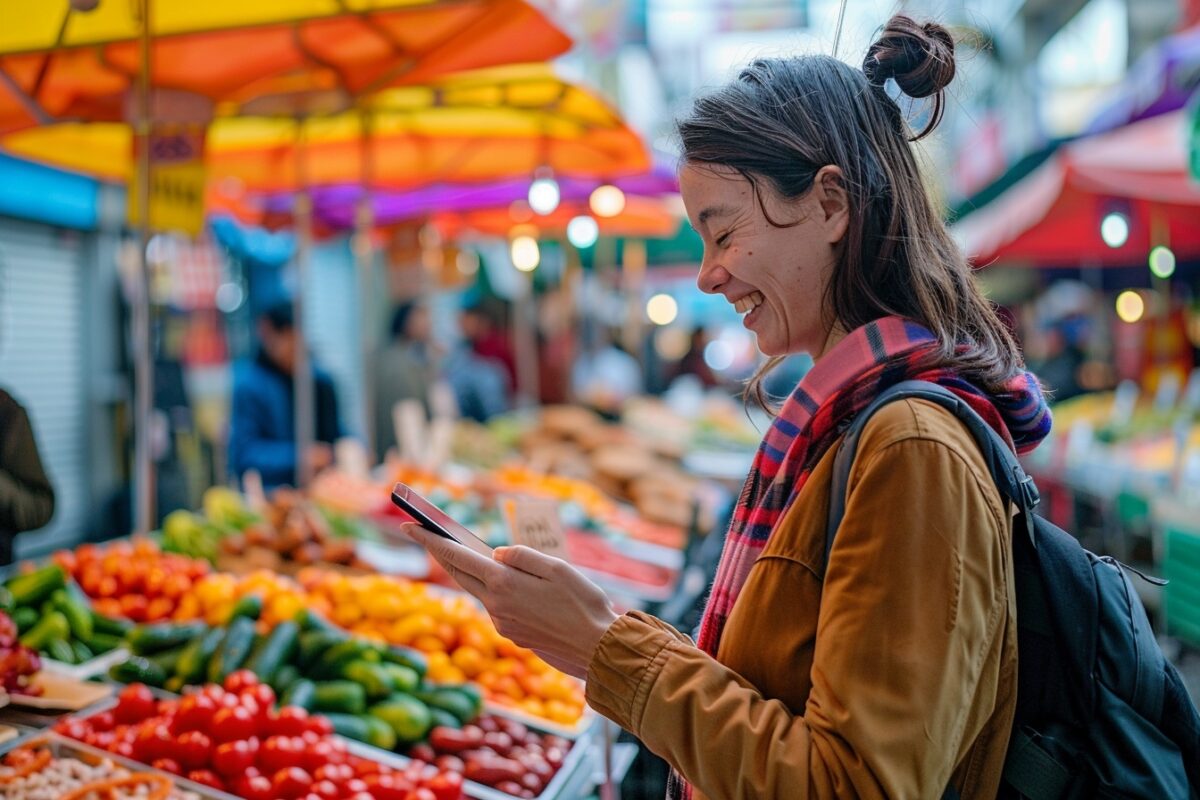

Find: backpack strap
[824,380,1039,576]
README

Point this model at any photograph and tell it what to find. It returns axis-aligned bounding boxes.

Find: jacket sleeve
[0,403,55,532]
[228,381,296,487]
[586,436,1008,799]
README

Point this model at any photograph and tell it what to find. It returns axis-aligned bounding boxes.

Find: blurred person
[0,387,54,565]
[398,16,1095,800]
[670,327,721,388]
[460,301,518,392]
[571,322,644,414]
[443,342,511,423]
[228,301,342,488]
[375,301,440,461]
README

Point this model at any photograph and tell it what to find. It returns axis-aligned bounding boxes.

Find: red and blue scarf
[670,316,1051,799]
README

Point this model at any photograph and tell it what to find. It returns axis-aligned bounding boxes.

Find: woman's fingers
[493,545,563,579]
[400,523,501,592]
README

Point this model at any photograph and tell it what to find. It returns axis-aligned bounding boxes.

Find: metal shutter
[0,218,87,557]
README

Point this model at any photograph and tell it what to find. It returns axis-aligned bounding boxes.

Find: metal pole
[133,0,155,533]
[356,109,376,455]
[294,118,316,487]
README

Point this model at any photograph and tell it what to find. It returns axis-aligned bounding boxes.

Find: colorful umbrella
[0,0,571,133]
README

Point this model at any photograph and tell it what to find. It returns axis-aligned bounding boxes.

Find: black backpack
[825,380,1200,800]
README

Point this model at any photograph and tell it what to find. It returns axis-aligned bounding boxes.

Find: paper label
[428,381,460,420]
[503,497,568,560]
[393,400,427,464]
[425,417,456,473]
[335,437,371,479]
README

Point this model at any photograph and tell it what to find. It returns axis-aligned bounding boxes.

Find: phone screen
[390,483,494,558]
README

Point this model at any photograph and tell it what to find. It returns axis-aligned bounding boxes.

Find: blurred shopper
[461,301,518,392]
[0,388,54,565]
[404,17,1078,800]
[228,301,342,488]
[571,323,643,414]
[375,301,440,461]
[670,328,720,388]
[444,343,510,423]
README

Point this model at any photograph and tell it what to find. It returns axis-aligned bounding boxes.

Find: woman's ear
[813,165,849,245]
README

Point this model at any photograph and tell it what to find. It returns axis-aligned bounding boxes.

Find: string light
[646,293,678,325]
[510,236,540,272]
[567,215,600,249]
[1100,212,1130,248]
[589,185,626,218]
[1115,290,1144,323]
[1149,245,1176,278]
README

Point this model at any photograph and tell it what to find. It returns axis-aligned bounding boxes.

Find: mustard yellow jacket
[586,399,1018,799]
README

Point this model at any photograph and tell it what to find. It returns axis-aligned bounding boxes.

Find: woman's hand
[400,523,619,680]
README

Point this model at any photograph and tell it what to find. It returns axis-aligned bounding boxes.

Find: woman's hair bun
[863,15,956,100]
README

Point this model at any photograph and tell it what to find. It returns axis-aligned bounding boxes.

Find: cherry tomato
[212,738,257,778]
[114,683,157,724]
[363,773,413,800]
[303,740,337,774]
[176,730,213,771]
[344,778,370,794]
[405,789,437,800]
[273,766,314,799]
[313,763,355,784]
[133,722,174,763]
[305,714,334,737]
[409,743,437,762]
[187,769,226,791]
[434,755,465,775]
[174,693,218,734]
[244,683,276,710]
[152,757,182,775]
[268,706,311,738]
[113,741,135,760]
[426,772,465,800]
[234,774,274,800]
[211,705,256,743]
[89,711,116,732]
[223,669,260,694]
[260,735,302,774]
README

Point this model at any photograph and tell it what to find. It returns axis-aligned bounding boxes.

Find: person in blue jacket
[228,301,342,488]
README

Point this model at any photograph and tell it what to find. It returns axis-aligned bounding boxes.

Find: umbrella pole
[295,120,316,488]
[356,110,376,457]
[132,0,155,534]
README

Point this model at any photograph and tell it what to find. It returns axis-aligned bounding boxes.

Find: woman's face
[680,163,847,358]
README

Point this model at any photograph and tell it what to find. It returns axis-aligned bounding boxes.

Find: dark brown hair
[678,14,1023,408]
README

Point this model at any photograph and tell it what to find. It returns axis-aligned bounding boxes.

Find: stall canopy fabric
[952,111,1200,267]
[2,64,649,190]
[0,0,572,133]
[1083,25,1200,136]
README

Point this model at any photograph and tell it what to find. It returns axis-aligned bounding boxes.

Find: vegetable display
[55,678,466,800]
[0,609,42,695]
[0,744,202,800]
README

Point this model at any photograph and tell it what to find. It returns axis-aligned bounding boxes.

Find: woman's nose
[696,257,729,295]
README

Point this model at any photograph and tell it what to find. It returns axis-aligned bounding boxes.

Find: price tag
[425,417,456,473]
[429,381,460,421]
[335,437,371,479]
[393,400,427,464]
[242,470,268,512]
[1154,372,1181,414]
[1111,380,1140,427]
[503,497,568,560]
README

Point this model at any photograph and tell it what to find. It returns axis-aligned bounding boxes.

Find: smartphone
[390,482,494,558]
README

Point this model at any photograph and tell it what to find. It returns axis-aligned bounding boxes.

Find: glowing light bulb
[1148,245,1176,278]
[1115,290,1144,323]
[528,176,560,215]
[510,235,540,272]
[646,293,678,326]
[567,215,600,248]
[1100,212,1130,248]
[589,184,626,218]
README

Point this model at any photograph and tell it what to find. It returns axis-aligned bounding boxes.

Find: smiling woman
[410,13,1058,800]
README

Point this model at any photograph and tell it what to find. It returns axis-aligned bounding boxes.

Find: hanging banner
[127,124,208,237]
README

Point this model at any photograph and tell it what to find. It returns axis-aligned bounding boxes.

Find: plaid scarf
[668,316,1051,800]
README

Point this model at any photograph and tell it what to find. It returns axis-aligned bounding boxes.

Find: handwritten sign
[503,497,568,560]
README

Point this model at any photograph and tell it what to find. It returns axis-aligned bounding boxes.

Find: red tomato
[305,714,334,737]
[405,789,437,800]
[212,739,257,778]
[344,778,370,794]
[145,597,174,621]
[311,780,341,800]
[302,740,337,774]
[133,722,174,762]
[244,683,276,709]
[114,683,157,724]
[89,711,116,732]
[363,773,413,800]
[113,741,135,760]
[211,705,257,743]
[187,769,226,791]
[270,707,311,738]
[152,758,182,775]
[174,693,218,734]
[313,763,355,784]
[176,731,213,771]
[259,735,302,774]
[223,669,259,694]
[272,767,314,799]
[234,774,275,800]
[57,719,89,742]
[119,594,148,621]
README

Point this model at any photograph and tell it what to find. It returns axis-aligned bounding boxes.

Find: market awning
[0,0,571,133]
[952,111,1200,267]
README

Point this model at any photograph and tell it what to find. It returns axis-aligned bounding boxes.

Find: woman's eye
[715,233,731,247]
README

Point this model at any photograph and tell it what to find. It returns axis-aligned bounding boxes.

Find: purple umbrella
[1084,25,1200,135]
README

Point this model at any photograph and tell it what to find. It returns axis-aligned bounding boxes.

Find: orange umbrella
[0,0,571,133]
[431,195,681,240]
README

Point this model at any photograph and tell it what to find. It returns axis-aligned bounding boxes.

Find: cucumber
[20,611,70,651]
[362,715,398,751]
[295,608,341,634]
[5,564,65,608]
[164,675,185,694]
[381,645,428,681]
[314,639,375,680]
[411,686,480,725]
[368,694,433,744]
[174,626,225,684]
[147,643,189,676]
[311,681,367,714]
[63,578,93,610]
[342,661,394,700]
[71,640,95,664]
[110,655,167,687]
[0,585,12,611]
[126,621,209,656]
[245,621,299,685]
[92,613,133,638]
[11,606,38,633]
[322,713,372,743]
[271,664,302,694]
[297,631,347,670]
[229,595,263,622]
[51,589,94,641]
[208,616,257,684]
[82,632,123,655]
[281,678,316,711]
[46,637,76,664]
[380,664,420,694]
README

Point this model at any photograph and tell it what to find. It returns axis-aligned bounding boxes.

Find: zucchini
[11,606,38,633]
[71,640,95,664]
[229,595,263,622]
[295,608,341,634]
[381,645,428,681]
[322,712,372,743]
[297,630,346,670]
[427,707,462,730]
[110,655,167,687]
[271,664,302,694]
[0,585,13,611]
[51,589,94,641]
[342,660,394,700]
[82,631,123,655]
[45,637,76,664]
[314,639,375,679]
[411,686,480,725]
[5,564,65,608]
[280,678,316,711]
[64,578,93,609]
[380,663,420,694]
[147,643,189,676]
[311,680,367,714]
[362,715,398,751]
[245,621,299,685]
[91,612,133,638]
[174,626,225,684]
[20,611,69,651]
[126,621,208,656]
[208,616,257,684]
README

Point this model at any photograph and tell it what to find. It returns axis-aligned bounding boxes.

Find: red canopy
[953,112,1200,267]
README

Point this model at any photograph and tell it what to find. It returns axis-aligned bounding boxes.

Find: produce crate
[0,731,242,799]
